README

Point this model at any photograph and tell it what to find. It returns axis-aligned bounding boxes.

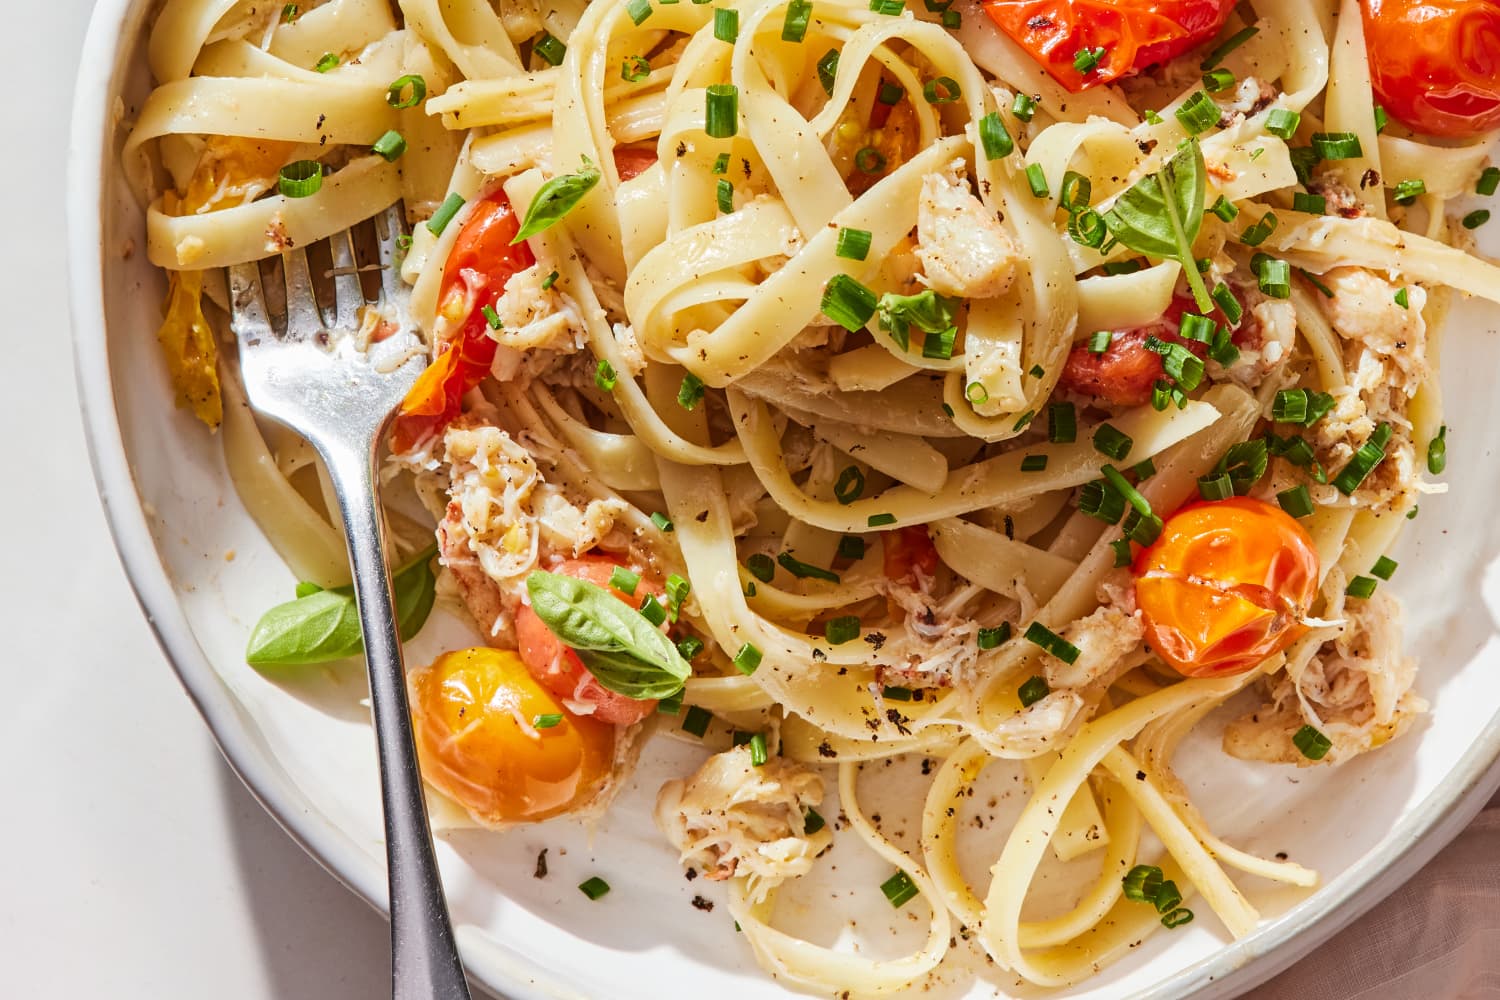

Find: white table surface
[7,4,1492,999]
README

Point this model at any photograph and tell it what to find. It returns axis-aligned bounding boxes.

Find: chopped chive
[1017,675,1050,707]
[716,178,734,214]
[315,52,340,73]
[1088,330,1113,353]
[1144,108,1164,125]
[782,0,813,41]
[816,48,839,96]
[1175,91,1219,135]
[1394,287,1409,309]
[1122,508,1163,546]
[656,688,683,715]
[837,535,867,561]
[1011,92,1036,121]
[594,359,617,392]
[1162,908,1195,929]
[372,130,407,162]
[276,160,324,199]
[705,83,738,138]
[714,6,738,42]
[1178,312,1216,343]
[1211,283,1242,326]
[853,146,887,175]
[626,0,653,23]
[825,615,861,645]
[541,270,559,290]
[1020,455,1049,472]
[676,635,704,660]
[1048,402,1077,444]
[681,705,712,737]
[1374,104,1389,133]
[1240,211,1278,246]
[880,870,919,908]
[1264,107,1300,139]
[882,685,913,701]
[821,274,878,331]
[1215,438,1270,494]
[777,552,840,583]
[1079,479,1126,524]
[1203,68,1235,93]
[534,31,567,66]
[977,623,1011,649]
[534,713,563,729]
[1059,171,1092,212]
[711,153,731,175]
[608,566,640,595]
[1209,194,1239,222]
[639,593,667,626]
[1333,423,1394,494]
[1393,178,1427,205]
[733,643,763,675]
[745,553,775,582]
[1292,191,1326,214]
[621,54,650,82]
[1072,46,1106,74]
[1122,865,1163,902]
[480,304,502,330]
[1463,209,1491,230]
[867,513,896,527]
[1201,25,1258,69]
[282,3,299,22]
[978,112,1014,160]
[1293,723,1333,760]
[1272,388,1309,424]
[1025,163,1050,197]
[923,76,961,104]
[1371,555,1399,580]
[1023,621,1080,665]
[1312,132,1363,160]
[803,807,826,833]
[1299,268,1334,298]
[748,732,768,766]
[836,227,873,261]
[578,876,611,900]
[834,465,866,505]
[387,74,427,108]
[1153,880,1183,914]
[1477,166,1500,197]
[426,192,465,236]
[966,382,990,405]
[1290,146,1321,185]
[1197,473,1234,501]
[922,325,957,361]
[941,7,961,27]
[665,573,690,620]
[1277,484,1314,518]
[1069,207,1108,248]
[1256,255,1291,298]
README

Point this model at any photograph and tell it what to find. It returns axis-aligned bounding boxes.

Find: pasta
[126,0,1500,993]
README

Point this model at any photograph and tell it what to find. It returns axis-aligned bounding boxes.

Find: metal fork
[226,203,472,1000]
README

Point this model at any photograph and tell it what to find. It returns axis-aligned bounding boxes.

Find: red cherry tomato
[391,190,534,453]
[1134,497,1320,678]
[1363,0,1500,138]
[613,146,659,182]
[1058,298,1210,407]
[981,0,1235,92]
[884,526,941,583]
[515,556,662,725]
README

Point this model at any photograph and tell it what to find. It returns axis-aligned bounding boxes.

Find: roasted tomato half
[981,0,1236,91]
[1134,496,1320,677]
[409,647,616,824]
[1363,0,1500,138]
[515,556,663,725]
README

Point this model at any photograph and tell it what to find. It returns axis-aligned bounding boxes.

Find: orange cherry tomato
[883,526,941,583]
[1134,497,1320,678]
[409,647,615,824]
[391,191,534,454]
[1363,0,1500,138]
[981,0,1235,92]
[515,556,662,725]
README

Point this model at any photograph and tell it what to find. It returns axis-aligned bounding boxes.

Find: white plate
[68,2,1500,997]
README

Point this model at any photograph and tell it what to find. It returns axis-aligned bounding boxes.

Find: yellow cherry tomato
[409,647,615,824]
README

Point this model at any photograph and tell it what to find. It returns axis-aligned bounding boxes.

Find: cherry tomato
[391,191,534,453]
[515,556,662,725]
[613,146,659,182]
[981,0,1235,92]
[1058,298,1211,407]
[408,647,616,823]
[1134,497,1320,678]
[884,526,941,583]
[1363,0,1500,138]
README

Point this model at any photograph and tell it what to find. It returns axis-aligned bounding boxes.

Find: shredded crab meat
[914,158,1019,299]
[873,577,981,687]
[1223,587,1426,766]
[655,747,832,902]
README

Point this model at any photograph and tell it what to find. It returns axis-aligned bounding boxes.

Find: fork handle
[323,440,473,1000]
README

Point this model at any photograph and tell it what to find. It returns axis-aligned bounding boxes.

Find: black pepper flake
[863,631,887,651]
[534,848,549,879]
[675,140,688,157]
[885,708,912,736]
[685,867,698,881]
[817,740,837,758]
[691,895,714,912]
[812,648,827,661]
[1361,168,1380,190]
[1275,852,1288,861]
[1004,515,1015,539]
[1135,771,1146,781]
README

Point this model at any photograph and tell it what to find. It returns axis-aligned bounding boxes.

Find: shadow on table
[215,749,499,999]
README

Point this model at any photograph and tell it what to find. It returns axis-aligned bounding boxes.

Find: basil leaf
[245,546,438,667]
[1102,139,1214,312]
[511,158,602,243]
[525,570,690,700]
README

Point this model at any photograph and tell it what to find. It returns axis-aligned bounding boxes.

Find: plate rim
[66,1,1500,997]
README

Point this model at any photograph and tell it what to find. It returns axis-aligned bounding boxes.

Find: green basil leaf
[511,158,602,243]
[1103,139,1213,312]
[246,546,438,667]
[525,570,690,700]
